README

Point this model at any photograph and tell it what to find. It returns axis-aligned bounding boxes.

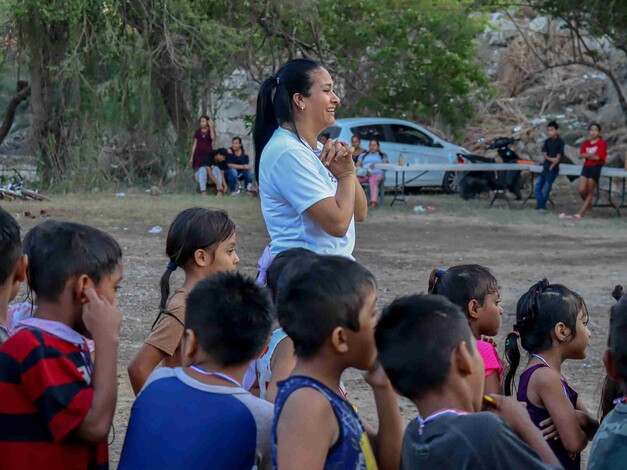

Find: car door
[388,124,447,186]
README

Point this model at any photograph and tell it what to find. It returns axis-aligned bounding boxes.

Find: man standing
[190,115,216,195]
[534,121,564,211]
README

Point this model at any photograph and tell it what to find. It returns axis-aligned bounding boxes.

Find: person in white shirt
[356,139,388,207]
[253,59,367,270]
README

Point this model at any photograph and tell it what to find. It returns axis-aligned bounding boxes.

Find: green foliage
[4,0,488,185]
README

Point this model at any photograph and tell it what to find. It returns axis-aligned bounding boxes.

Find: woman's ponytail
[503,330,522,396]
[253,76,280,182]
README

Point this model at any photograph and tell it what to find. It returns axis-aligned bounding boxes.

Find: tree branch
[0,83,30,146]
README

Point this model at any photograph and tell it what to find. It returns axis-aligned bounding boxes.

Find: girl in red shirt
[576,123,607,219]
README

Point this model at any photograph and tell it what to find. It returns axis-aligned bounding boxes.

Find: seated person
[356,139,387,207]
[375,294,561,469]
[196,148,228,195]
[351,134,367,163]
[226,137,254,195]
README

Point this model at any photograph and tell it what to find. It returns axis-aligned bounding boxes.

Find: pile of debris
[465,13,626,168]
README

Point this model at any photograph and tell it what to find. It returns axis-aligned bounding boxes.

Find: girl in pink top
[428,265,504,394]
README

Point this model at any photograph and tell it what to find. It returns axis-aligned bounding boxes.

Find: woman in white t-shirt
[253,59,367,270]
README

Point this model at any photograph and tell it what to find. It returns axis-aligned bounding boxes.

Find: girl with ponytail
[128,208,238,395]
[428,265,504,394]
[504,279,598,469]
[253,59,367,271]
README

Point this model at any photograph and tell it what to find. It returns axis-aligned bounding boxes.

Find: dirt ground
[4,186,626,468]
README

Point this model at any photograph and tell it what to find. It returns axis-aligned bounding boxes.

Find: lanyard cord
[417,409,469,435]
[189,365,242,388]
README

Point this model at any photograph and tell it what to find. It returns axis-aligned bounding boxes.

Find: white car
[322,118,468,192]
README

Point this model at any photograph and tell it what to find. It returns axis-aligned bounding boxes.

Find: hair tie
[167,261,177,272]
[437,269,446,278]
[512,330,520,338]
[276,76,280,85]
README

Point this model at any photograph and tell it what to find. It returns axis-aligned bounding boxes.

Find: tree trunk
[22,16,70,182]
[0,82,30,146]
[155,59,194,145]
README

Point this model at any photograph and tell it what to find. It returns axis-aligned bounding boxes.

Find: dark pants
[226,168,253,193]
[534,170,558,210]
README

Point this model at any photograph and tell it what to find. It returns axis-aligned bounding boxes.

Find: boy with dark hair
[119,272,275,469]
[0,220,123,469]
[588,295,627,469]
[535,121,564,211]
[0,208,27,343]
[273,256,403,470]
[375,294,561,469]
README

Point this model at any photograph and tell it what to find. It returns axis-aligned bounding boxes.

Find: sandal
[559,213,574,220]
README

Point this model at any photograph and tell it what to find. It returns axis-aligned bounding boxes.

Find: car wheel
[442,171,458,194]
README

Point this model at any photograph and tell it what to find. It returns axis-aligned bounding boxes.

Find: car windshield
[350,124,387,141]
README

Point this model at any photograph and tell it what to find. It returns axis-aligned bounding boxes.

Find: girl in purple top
[504,279,599,470]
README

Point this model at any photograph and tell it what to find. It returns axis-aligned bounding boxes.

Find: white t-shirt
[259,127,355,258]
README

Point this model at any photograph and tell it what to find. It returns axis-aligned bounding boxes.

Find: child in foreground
[505,279,598,469]
[588,294,627,469]
[0,207,27,343]
[119,272,275,469]
[273,256,403,470]
[128,208,238,394]
[375,294,560,469]
[429,264,504,394]
[0,220,123,469]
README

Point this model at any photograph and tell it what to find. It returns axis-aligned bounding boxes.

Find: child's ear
[331,327,349,354]
[453,341,475,376]
[467,300,480,320]
[14,254,27,283]
[194,248,215,268]
[181,329,198,366]
[554,322,571,342]
[75,274,97,304]
[603,348,621,382]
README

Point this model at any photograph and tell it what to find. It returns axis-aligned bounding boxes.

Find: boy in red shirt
[578,122,607,218]
[562,123,607,219]
[0,220,123,470]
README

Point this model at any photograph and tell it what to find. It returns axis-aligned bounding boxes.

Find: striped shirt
[0,326,107,470]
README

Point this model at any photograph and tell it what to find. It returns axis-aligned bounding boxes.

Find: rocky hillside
[465,12,626,167]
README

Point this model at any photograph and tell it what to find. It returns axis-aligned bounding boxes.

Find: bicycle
[0,169,49,201]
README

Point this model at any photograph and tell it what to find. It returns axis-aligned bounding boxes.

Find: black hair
[0,207,22,285]
[277,255,376,358]
[428,265,499,317]
[589,122,601,132]
[547,121,559,130]
[185,272,274,366]
[23,220,122,302]
[266,248,318,301]
[212,148,229,159]
[231,137,245,154]
[369,138,381,148]
[600,295,627,420]
[199,115,210,122]
[376,294,474,400]
[253,58,324,181]
[504,279,588,395]
[158,208,235,318]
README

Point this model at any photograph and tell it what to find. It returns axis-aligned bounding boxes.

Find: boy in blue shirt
[272,256,403,470]
[119,272,275,469]
[535,121,565,210]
